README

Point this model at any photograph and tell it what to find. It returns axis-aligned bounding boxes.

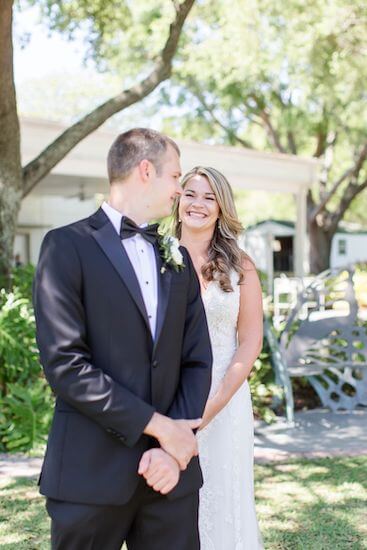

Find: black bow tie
[120,216,159,245]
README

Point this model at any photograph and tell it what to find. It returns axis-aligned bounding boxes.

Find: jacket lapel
[153,242,172,349]
[89,209,151,334]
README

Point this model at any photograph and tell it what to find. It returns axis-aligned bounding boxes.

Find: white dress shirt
[101,202,158,339]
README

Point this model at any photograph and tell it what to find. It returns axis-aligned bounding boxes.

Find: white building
[243,219,367,276]
[16,118,320,276]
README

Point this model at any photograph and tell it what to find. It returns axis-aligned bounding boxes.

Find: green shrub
[0,265,54,452]
[0,264,278,449]
[11,263,36,299]
[249,335,281,423]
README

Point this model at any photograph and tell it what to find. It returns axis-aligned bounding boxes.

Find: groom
[33,128,212,549]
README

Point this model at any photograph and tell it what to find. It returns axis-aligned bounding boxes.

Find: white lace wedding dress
[198,271,263,550]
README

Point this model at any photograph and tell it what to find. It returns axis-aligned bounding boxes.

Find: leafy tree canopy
[20,0,177,78]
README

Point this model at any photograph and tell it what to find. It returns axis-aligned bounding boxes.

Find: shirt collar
[101,201,148,235]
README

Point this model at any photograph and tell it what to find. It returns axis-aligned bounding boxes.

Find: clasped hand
[139,416,202,494]
[138,448,180,495]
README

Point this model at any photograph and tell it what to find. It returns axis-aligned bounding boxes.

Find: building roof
[247,219,367,235]
[21,117,320,198]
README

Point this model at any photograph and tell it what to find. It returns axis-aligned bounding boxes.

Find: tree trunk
[0,186,22,286]
[308,218,335,274]
[0,0,22,287]
[1,0,195,284]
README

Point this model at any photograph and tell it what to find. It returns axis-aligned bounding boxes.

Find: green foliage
[247,268,281,423]
[244,269,279,423]
[160,0,367,228]
[0,266,53,452]
[249,340,280,423]
[234,189,296,227]
[169,0,367,150]
[21,0,176,74]
[15,1,186,129]
[0,381,53,451]
[11,264,35,300]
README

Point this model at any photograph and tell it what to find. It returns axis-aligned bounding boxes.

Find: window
[338,238,347,255]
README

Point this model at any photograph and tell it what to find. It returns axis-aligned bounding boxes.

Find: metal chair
[266,268,367,423]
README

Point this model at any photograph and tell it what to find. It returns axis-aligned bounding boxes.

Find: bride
[173,166,264,549]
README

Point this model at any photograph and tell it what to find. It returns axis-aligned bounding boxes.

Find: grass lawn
[255,456,367,549]
[0,456,366,549]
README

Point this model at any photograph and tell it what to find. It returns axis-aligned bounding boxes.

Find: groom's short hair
[107,128,180,183]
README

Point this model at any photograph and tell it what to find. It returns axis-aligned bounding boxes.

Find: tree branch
[22,0,195,197]
[311,140,367,219]
[187,78,253,148]
[329,178,367,232]
[247,94,286,154]
[249,91,289,154]
[313,107,331,159]
[307,188,316,212]
[316,130,337,204]
[244,112,263,128]
[258,108,286,153]
[171,0,182,10]
[314,130,327,158]
[287,130,297,155]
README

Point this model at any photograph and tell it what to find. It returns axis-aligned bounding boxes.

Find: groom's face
[149,145,182,218]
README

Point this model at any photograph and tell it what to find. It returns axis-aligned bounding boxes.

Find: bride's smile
[179,174,220,233]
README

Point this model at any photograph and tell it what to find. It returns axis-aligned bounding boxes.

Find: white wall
[17,195,98,264]
[331,233,367,268]
[243,223,294,276]
[243,224,367,279]
[241,232,268,272]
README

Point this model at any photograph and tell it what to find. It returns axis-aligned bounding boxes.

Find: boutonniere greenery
[158,234,185,274]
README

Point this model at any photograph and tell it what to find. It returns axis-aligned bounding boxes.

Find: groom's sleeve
[167,248,212,420]
[33,228,155,447]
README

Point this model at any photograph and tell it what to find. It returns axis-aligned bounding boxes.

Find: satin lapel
[153,244,172,349]
[91,219,151,333]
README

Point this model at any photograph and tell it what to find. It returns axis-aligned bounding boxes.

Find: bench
[265,268,367,423]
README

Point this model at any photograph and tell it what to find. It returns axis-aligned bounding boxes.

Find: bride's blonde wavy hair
[173,166,247,292]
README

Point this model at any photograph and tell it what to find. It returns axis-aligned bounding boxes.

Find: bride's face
[179,175,220,234]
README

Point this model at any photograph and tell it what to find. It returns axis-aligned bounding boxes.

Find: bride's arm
[199,259,263,429]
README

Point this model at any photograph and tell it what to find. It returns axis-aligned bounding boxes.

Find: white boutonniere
[158,234,185,274]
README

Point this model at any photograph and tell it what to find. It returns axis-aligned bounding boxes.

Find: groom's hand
[144,413,201,470]
[138,448,180,494]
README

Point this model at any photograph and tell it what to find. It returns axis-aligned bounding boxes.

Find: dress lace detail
[198,272,263,550]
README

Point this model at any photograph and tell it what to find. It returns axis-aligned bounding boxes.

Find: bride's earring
[217,219,222,230]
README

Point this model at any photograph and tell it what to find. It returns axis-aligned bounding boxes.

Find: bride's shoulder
[230,253,257,287]
[241,253,257,272]
[236,254,261,296]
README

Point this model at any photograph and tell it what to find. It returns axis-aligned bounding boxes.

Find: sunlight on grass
[0,533,25,544]
[0,456,366,549]
[255,457,367,549]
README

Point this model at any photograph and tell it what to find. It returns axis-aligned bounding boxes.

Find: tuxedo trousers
[46,477,200,550]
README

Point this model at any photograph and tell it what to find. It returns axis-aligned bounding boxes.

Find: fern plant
[0,266,54,452]
[0,381,53,450]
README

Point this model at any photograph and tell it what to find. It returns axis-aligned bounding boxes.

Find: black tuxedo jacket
[33,208,212,506]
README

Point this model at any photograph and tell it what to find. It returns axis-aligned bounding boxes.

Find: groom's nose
[175,181,183,195]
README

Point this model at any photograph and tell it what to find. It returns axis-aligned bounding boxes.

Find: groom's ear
[138,159,153,183]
